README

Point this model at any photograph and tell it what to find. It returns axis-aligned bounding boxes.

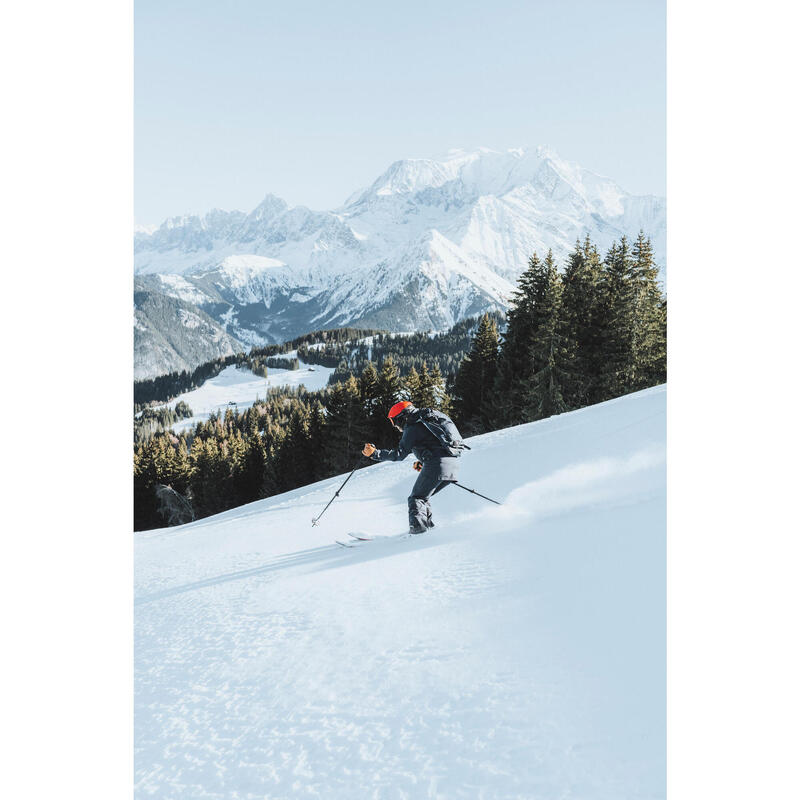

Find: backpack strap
[418,417,471,454]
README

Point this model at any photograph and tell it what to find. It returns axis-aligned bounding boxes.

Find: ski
[335,531,421,547]
[349,530,423,542]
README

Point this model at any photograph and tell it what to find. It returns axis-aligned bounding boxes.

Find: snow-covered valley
[157,356,335,434]
[135,385,666,798]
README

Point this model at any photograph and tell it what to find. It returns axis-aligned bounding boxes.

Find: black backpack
[417,409,471,457]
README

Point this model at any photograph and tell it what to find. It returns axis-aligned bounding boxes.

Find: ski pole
[311,456,365,526]
[452,481,502,506]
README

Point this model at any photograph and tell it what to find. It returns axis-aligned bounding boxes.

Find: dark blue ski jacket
[371,408,460,465]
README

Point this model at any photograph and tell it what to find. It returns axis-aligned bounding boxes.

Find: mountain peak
[133,144,665,350]
[250,193,289,219]
[350,146,573,207]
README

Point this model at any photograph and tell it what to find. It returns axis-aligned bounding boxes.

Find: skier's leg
[423,458,459,528]
[431,479,455,496]
[424,480,457,527]
[408,465,442,533]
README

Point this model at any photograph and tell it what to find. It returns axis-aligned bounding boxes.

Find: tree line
[134,327,383,407]
[451,232,666,434]
[296,313,505,385]
[134,232,665,531]
[247,355,301,377]
[134,358,450,530]
[132,316,494,448]
[134,401,193,445]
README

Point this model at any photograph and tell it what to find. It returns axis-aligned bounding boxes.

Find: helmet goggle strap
[390,412,405,430]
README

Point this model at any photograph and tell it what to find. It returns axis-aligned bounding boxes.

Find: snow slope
[135,385,666,799]
[161,357,335,434]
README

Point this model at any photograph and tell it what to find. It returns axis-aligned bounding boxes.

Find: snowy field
[161,354,335,434]
[135,385,666,799]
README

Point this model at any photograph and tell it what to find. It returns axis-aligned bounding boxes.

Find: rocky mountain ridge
[134,146,665,371]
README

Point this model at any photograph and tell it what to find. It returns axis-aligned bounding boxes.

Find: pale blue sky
[135,0,665,226]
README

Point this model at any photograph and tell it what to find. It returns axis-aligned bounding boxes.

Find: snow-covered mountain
[135,384,666,798]
[134,282,244,380]
[134,146,665,353]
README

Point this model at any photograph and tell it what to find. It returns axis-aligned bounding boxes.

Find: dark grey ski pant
[409,457,459,533]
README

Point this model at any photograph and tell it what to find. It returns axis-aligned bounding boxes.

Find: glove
[413,460,422,472]
[362,443,377,457]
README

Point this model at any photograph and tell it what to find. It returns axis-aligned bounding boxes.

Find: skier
[362,401,468,534]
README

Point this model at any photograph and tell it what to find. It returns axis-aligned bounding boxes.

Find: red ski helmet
[387,400,414,420]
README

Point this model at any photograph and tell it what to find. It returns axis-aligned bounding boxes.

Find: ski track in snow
[135,386,666,799]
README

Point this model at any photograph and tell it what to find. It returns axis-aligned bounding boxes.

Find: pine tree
[172,437,191,496]
[403,365,422,405]
[359,361,379,409]
[415,362,438,408]
[307,401,328,483]
[189,438,217,517]
[262,424,285,497]
[428,363,450,414]
[134,440,160,530]
[236,432,267,505]
[557,237,603,408]
[215,436,238,512]
[492,250,566,425]
[359,361,385,447]
[375,355,402,447]
[595,237,637,401]
[630,231,667,390]
[274,406,314,492]
[222,431,246,507]
[453,312,499,434]
[322,375,368,475]
[526,250,566,419]
[491,253,542,428]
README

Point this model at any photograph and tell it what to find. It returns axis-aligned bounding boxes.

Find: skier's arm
[369,429,413,463]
